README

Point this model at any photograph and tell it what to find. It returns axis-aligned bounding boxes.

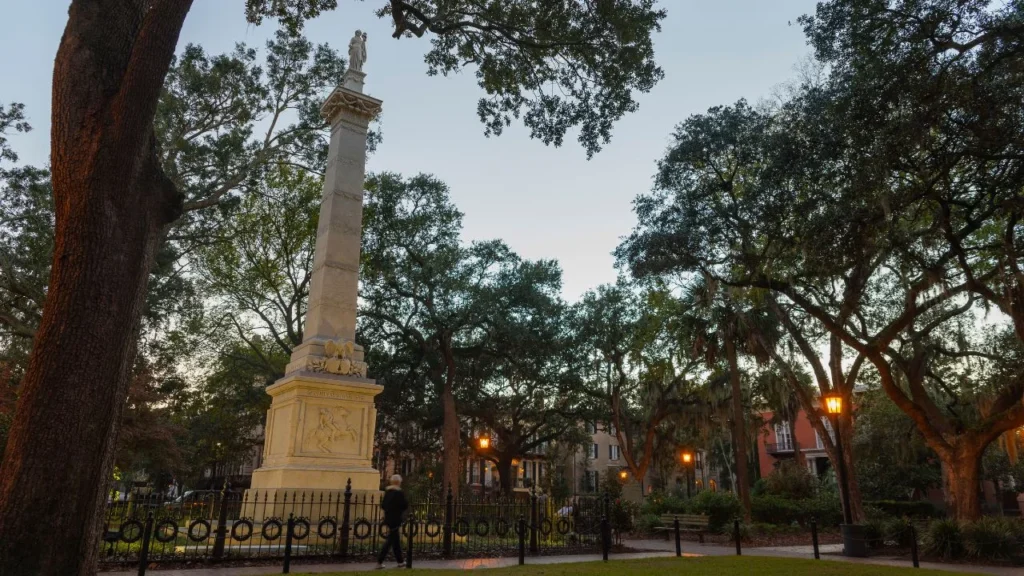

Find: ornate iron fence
[98,481,608,568]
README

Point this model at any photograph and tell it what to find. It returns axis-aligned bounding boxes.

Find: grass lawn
[295,556,983,575]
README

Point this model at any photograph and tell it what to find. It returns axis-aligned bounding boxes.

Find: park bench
[655,513,709,543]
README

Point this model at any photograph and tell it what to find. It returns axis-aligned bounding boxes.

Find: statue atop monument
[348,29,367,72]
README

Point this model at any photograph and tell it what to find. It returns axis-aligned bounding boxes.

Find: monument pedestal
[250,372,382,493]
[246,372,382,519]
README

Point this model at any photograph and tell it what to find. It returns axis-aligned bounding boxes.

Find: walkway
[100,540,1019,575]
[624,538,1020,576]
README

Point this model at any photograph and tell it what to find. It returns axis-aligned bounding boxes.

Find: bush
[751,494,803,526]
[763,461,817,500]
[882,516,915,547]
[922,519,964,560]
[802,492,843,527]
[961,517,1018,560]
[636,513,663,535]
[686,490,741,533]
[610,499,637,536]
[863,519,885,549]
[640,492,687,516]
[867,500,941,519]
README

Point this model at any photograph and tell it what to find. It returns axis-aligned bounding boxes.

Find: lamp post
[476,437,490,491]
[681,451,694,498]
[822,391,866,557]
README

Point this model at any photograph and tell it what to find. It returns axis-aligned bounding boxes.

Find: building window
[774,422,793,451]
[608,422,617,436]
[589,443,599,459]
[609,445,620,461]
[585,470,599,492]
[587,422,597,434]
[709,479,718,492]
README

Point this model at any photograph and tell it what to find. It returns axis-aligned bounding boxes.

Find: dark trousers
[377,527,403,564]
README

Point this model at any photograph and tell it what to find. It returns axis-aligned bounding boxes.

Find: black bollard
[733,520,741,556]
[811,520,820,560]
[910,524,919,568]
[283,513,294,574]
[674,517,681,557]
[518,516,526,566]
[137,513,154,576]
[406,518,414,569]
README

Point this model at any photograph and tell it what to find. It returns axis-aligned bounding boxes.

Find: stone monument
[248,36,383,501]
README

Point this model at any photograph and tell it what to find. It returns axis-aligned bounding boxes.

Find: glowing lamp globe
[823,393,843,415]
[681,452,693,464]
[478,437,490,450]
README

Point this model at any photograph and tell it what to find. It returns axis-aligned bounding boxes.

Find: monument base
[249,371,383,494]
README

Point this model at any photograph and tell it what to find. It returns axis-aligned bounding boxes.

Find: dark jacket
[381,485,409,528]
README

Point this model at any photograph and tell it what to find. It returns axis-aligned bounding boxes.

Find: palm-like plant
[678,278,779,519]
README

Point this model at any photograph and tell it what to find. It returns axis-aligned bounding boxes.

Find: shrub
[636,513,663,535]
[640,492,687,515]
[867,500,941,519]
[863,519,885,549]
[686,490,741,533]
[610,499,637,536]
[763,460,817,500]
[922,519,963,560]
[751,494,802,526]
[961,517,1018,560]
[803,492,843,527]
[882,516,915,547]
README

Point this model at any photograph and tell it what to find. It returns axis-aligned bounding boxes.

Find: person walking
[376,474,409,569]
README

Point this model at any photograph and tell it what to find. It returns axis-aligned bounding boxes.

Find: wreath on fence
[262,518,283,541]
[318,518,337,540]
[187,519,211,542]
[155,519,179,543]
[118,520,144,544]
[231,519,253,542]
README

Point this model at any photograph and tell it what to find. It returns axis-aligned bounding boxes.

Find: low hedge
[867,500,941,519]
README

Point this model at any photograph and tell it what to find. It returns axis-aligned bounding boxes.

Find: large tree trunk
[0,2,191,574]
[497,453,514,495]
[942,442,983,520]
[838,411,866,523]
[441,381,461,500]
[724,339,751,520]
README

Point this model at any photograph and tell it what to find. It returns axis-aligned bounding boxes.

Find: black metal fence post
[212,483,230,561]
[910,524,920,568]
[442,485,454,557]
[283,513,294,574]
[136,513,154,576]
[601,493,610,562]
[340,479,352,558]
[733,520,741,556]
[674,517,681,557]
[811,520,820,560]
[405,517,414,569]
[518,516,526,566]
[529,488,539,555]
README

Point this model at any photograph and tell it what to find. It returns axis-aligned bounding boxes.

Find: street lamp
[681,451,694,498]
[822,391,866,557]
[478,436,490,450]
[619,470,629,481]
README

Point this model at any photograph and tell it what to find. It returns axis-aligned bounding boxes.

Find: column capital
[320,86,382,124]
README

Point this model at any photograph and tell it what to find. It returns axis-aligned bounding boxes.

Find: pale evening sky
[1,1,820,301]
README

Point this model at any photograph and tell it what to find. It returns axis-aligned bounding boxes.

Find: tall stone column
[249,64,383,501]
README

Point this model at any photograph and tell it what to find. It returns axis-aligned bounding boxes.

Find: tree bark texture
[441,382,461,501]
[942,445,983,521]
[0,2,192,574]
[724,339,751,520]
